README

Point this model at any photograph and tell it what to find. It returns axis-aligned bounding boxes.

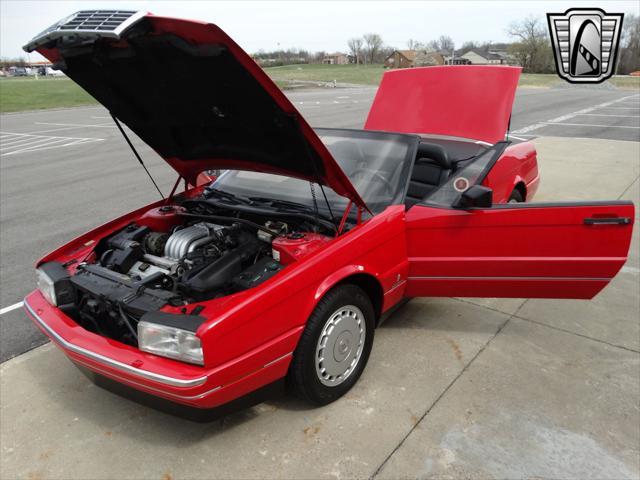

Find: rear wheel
[288,284,375,405]
[508,189,524,203]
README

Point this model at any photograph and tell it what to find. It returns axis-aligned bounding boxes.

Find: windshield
[210,129,417,215]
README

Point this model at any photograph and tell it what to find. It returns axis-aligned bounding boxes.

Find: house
[458,49,506,65]
[384,50,417,68]
[322,53,349,65]
[444,56,472,65]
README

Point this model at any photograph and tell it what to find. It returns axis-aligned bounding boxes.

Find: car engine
[52,196,337,347]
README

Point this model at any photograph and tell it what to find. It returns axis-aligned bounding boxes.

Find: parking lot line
[34,122,115,128]
[0,131,105,156]
[578,113,639,118]
[513,93,640,134]
[0,302,23,316]
[541,122,640,129]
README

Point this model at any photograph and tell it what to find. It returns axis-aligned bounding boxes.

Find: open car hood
[24,11,366,207]
[365,66,521,144]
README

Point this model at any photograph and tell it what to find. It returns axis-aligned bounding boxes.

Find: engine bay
[54,190,337,347]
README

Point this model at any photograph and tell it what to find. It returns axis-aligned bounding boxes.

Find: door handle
[584,217,631,225]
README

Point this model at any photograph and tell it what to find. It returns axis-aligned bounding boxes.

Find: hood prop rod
[167,175,183,202]
[110,112,164,200]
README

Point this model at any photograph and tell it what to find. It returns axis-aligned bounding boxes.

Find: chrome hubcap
[315,305,366,386]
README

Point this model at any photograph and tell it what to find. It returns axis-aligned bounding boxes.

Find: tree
[407,39,419,50]
[348,37,364,65]
[507,16,553,73]
[414,50,440,67]
[460,40,478,51]
[437,35,455,53]
[363,33,384,64]
[427,40,440,51]
[618,14,639,74]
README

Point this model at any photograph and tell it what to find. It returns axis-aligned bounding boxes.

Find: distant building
[322,53,349,65]
[458,49,506,65]
[384,50,417,68]
[444,56,472,65]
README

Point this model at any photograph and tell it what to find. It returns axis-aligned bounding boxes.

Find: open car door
[405,145,634,299]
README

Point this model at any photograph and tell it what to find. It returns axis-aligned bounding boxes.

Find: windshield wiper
[203,187,250,204]
[248,197,335,222]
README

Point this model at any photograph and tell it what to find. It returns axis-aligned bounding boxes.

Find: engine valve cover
[164,223,224,259]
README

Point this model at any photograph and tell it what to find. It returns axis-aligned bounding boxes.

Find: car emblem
[547,8,624,84]
[453,177,470,193]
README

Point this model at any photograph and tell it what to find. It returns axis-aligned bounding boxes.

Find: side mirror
[457,184,493,209]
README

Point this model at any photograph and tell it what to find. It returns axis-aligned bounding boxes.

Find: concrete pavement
[1,135,638,480]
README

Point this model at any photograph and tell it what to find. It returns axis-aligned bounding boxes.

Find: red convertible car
[23,11,634,420]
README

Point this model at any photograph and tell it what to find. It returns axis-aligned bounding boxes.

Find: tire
[508,189,524,203]
[288,284,375,405]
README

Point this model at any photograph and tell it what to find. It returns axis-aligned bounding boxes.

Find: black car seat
[405,143,452,208]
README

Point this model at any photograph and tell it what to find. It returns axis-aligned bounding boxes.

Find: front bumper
[23,290,298,412]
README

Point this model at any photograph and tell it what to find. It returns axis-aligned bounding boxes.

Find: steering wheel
[351,167,394,196]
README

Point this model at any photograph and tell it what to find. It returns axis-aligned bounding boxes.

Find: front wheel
[288,284,375,405]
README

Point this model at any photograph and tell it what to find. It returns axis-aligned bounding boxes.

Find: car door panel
[405,201,634,299]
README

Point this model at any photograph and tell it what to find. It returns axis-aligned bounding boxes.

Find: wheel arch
[513,177,527,201]
[313,267,384,326]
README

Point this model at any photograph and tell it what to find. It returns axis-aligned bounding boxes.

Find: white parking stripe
[0,136,56,149]
[0,302,23,316]
[598,107,640,110]
[577,113,639,118]
[541,122,640,129]
[0,132,105,157]
[513,94,640,134]
[34,122,115,128]
[15,138,100,155]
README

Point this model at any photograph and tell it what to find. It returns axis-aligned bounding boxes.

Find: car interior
[404,139,488,209]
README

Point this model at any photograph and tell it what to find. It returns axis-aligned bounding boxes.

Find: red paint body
[21,12,634,413]
[484,141,540,203]
[24,197,634,409]
[272,233,333,265]
[365,66,520,145]
[365,66,540,204]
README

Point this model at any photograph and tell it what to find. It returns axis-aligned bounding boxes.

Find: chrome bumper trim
[72,358,221,401]
[23,299,208,388]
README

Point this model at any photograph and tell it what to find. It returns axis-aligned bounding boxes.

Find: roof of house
[386,50,417,62]
[462,49,503,60]
[398,50,417,61]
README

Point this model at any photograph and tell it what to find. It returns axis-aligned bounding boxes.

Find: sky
[1,0,638,61]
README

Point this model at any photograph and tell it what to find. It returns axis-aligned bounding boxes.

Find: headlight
[138,321,204,365]
[36,268,57,306]
[36,262,75,306]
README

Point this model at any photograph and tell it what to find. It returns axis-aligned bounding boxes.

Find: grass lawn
[609,76,640,90]
[0,77,96,113]
[264,63,386,86]
[518,74,562,88]
[2,67,638,114]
